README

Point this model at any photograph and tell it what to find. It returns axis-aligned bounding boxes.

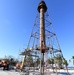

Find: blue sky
[0,0,74,65]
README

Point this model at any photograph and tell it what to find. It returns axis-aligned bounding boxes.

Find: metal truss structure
[20,1,70,75]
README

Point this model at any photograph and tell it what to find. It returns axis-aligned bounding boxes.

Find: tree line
[1,55,74,69]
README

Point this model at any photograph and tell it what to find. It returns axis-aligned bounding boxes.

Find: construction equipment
[0,59,9,70]
[16,63,21,69]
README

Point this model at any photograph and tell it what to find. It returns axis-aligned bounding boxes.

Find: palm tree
[34,57,40,67]
[46,58,50,65]
[63,58,68,68]
[72,56,74,65]
[63,58,69,73]
[50,58,54,64]
[54,54,63,69]
[69,59,71,63]
[68,59,71,65]
[26,56,33,67]
[46,58,54,64]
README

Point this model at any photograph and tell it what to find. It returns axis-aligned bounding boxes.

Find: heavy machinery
[16,63,21,69]
[0,59,9,70]
[16,62,26,72]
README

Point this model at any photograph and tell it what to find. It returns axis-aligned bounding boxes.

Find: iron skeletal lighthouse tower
[20,0,69,75]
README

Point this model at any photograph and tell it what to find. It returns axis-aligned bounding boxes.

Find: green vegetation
[54,54,63,69]
[72,56,74,65]
[63,58,68,68]
[1,55,74,68]
[45,54,69,69]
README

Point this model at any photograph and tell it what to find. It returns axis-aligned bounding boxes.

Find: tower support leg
[40,52,44,75]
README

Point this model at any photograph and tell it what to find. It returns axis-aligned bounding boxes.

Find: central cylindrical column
[38,1,47,75]
[40,6,45,52]
[40,7,45,75]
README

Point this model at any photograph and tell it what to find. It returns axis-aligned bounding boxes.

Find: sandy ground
[0,69,74,75]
